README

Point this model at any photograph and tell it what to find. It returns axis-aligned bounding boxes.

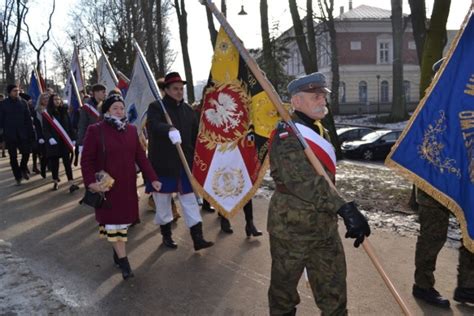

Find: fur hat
[102,94,125,114]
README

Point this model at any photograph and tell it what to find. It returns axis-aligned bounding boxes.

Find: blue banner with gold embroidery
[386,8,474,252]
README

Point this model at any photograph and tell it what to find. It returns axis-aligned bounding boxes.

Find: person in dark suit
[0,84,35,185]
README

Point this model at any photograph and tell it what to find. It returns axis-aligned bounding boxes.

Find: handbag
[79,125,111,209]
[80,190,106,208]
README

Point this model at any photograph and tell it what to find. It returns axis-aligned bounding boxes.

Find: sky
[22,0,473,85]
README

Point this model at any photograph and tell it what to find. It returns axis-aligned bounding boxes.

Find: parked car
[337,127,374,144]
[341,129,402,160]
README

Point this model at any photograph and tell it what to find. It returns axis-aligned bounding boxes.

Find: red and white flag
[41,111,75,152]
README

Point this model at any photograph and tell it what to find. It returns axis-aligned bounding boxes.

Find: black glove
[337,201,371,248]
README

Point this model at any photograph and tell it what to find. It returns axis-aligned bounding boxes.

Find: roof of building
[336,4,408,21]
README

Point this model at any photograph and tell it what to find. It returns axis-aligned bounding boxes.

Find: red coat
[81,121,157,224]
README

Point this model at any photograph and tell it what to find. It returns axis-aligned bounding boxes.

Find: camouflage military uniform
[268,116,348,315]
[415,187,474,289]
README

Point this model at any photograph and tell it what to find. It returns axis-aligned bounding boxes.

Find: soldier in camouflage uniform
[411,58,474,308]
[413,187,474,307]
[268,72,371,315]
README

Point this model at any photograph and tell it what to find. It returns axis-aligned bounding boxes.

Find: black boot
[220,216,233,234]
[113,249,120,268]
[412,285,450,308]
[454,287,474,304]
[201,200,215,213]
[282,308,296,316]
[160,222,177,249]
[117,256,134,280]
[190,222,214,251]
[245,220,262,237]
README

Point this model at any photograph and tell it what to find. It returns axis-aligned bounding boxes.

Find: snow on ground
[0,240,72,315]
[334,114,409,130]
[258,159,462,247]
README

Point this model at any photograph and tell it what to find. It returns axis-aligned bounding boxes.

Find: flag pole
[132,39,201,198]
[70,70,84,109]
[116,70,131,85]
[99,45,119,85]
[200,1,413,315]
[33,68,43,94]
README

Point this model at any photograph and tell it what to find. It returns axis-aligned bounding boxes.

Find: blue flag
[386,9,474,252]
[27,70,42,105]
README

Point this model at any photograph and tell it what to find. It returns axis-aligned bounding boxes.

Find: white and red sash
[41,111,74,152]
[295,122,336,176]
[83,102,100,119]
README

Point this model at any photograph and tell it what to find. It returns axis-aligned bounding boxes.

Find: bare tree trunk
[174,0,195,102]
[23,0,56,74]
[1,0,27,83]
[260,0,274,79]
[205,6,218,48]
[288,0,317,74]
[407,0,426,66]
[319,0,342,158]
[419,0,451,98]
[390,0,406,121]
[142,0,160,77]
[156,0,166,77]
[306,0,318,68]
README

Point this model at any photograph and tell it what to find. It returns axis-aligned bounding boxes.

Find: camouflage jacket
[267,113,346,241]
[415,186,448,210]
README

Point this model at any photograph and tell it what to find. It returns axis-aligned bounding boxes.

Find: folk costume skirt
[99,224,130,242]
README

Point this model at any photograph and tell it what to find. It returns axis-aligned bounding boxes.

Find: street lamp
[376,74,380,120]
[238,0,247,15]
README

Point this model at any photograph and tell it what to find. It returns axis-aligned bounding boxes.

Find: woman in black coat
[33,93,49,178]
[43,94,78,192]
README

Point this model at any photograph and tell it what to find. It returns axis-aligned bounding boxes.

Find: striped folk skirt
[99,224,130,242]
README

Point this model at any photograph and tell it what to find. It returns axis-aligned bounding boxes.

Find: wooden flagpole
[70,70,84,109]
[200,1,412,315]
[132,39,201,198]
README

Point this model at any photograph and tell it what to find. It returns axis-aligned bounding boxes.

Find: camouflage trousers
[415,204,474,289]
[268,235,347,315]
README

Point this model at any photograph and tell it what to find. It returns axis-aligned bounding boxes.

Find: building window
[350,41,361,50]
[378,41,391,64]
[359,81,367,103]
[381,80,389,102]
[404,80,411,103]
[339,82,346,103]
[408,41,416,50]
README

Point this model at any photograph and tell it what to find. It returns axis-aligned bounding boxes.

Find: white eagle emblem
[205,92,244,132]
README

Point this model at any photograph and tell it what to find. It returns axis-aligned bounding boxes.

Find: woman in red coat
[81,94,161,280]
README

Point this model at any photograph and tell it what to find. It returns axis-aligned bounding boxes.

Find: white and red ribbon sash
[83,102,100,119]
[41,111,74,152]
[295,123,336,175]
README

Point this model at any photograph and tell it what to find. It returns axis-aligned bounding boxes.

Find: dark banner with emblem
[192,28,283,218]
[386,8,474,252]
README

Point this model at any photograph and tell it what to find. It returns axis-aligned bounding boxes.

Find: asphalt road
[0,155,473,315]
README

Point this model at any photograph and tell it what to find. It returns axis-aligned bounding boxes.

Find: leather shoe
[220,217,233,234]
[454,287,474,304]
[412,285,450,308]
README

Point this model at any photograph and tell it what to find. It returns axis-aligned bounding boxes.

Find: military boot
[412,285,450,308]
[190,222,214,251]
[454,287,474,304]
[282,308,296,316]
[160,222,177,249]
